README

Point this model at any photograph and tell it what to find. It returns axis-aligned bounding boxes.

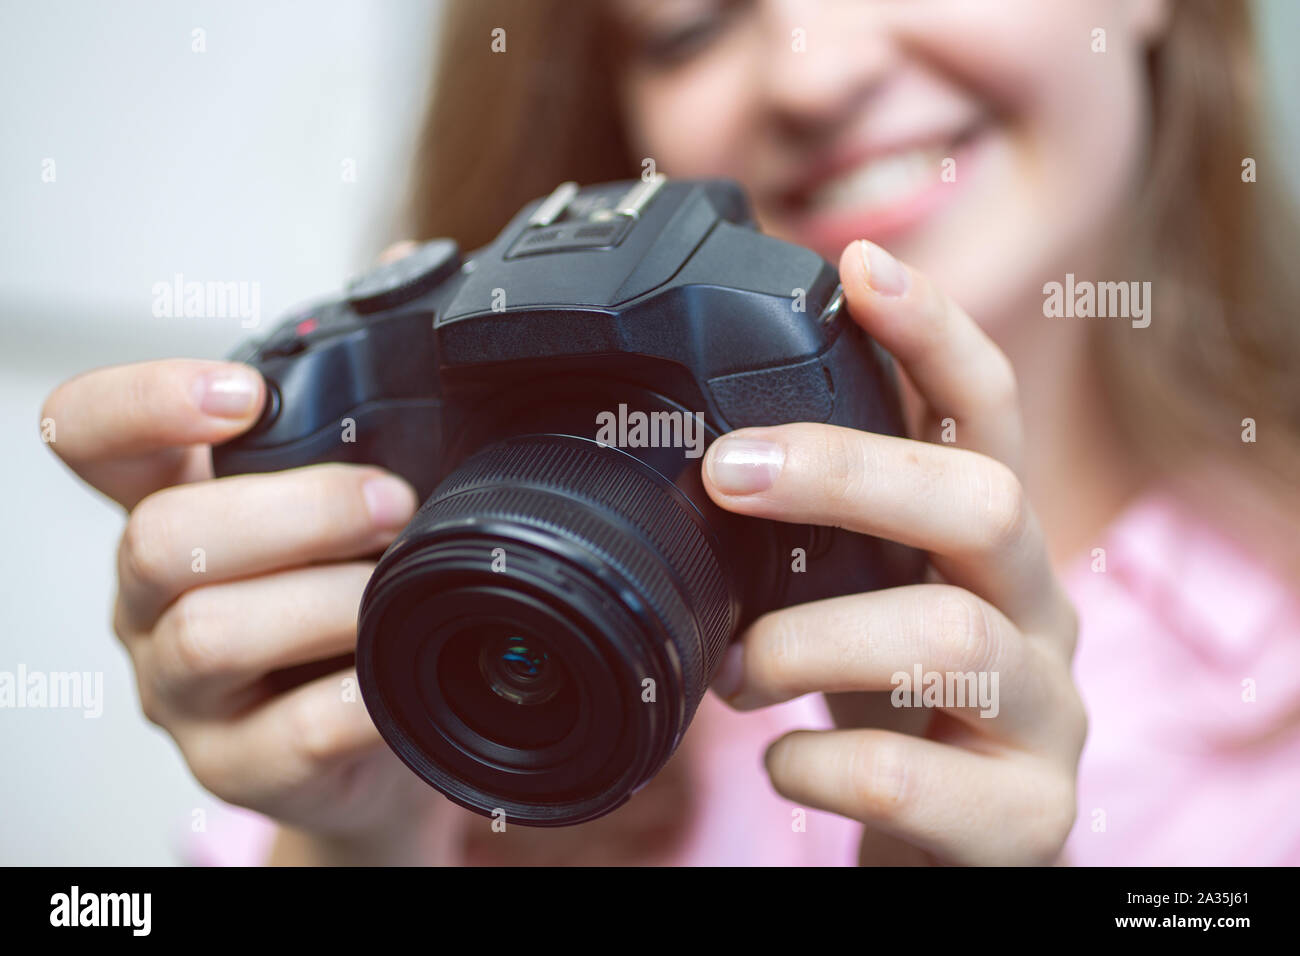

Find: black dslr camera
[213,177,924,825]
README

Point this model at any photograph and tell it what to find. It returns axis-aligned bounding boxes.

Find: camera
[212,177,925,825]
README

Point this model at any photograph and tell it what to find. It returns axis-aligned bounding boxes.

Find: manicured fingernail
[706,438,784,495]
[859,239,909,297]
[194,366,262,418]
[363,475,417,529]
[711,643,745,700]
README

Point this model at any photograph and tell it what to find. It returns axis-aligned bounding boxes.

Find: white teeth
[807,147,946,212]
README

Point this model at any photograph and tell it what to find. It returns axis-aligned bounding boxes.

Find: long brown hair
[1091,1,1300,564]
[409,0,634,249]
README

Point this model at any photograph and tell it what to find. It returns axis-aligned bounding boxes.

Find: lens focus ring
[414,435,735,727]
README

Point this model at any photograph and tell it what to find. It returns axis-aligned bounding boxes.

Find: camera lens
[356,434,738,826]
[477,631,565,706]
[433,622,577,750]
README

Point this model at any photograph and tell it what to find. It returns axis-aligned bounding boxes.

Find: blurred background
[1,0,1297,864]
[0,0,442,865]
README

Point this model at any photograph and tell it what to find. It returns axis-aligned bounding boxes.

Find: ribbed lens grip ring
[414,434,736,724]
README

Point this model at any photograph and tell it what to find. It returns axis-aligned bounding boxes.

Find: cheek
[922,0,1148,167]
[900,0,1153,320]
[1009,7,1152,268]
[621,69,754,178]
[1001,3,1149,171]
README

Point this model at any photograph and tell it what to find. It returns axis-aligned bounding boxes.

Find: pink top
[1062,493,1300,865]
[187,491,1300,866]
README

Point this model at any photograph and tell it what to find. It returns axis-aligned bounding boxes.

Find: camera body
[213,178,924,825]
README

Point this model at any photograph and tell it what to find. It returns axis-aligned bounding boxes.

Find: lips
[804,143,951,214]
[769,120,987,250]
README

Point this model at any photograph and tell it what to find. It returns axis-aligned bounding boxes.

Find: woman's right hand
[42,358,455,863]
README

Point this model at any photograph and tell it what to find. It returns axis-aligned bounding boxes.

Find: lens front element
[478,630,565,706]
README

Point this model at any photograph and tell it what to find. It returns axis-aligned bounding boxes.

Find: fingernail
[711,643,745,700]
[194,366,262,419]
[859,239,909,298]
[363,475,417,529]
[707,438,784,495]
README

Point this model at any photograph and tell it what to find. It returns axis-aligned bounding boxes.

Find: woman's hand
[703,240,1086,866]
[42,357,454,863]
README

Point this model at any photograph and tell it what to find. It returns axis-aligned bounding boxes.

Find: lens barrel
[356,434,736,826]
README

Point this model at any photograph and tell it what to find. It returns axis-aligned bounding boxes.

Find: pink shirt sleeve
[1063,493,1300,865]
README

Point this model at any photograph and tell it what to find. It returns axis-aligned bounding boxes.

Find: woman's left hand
[703,240,1086,866]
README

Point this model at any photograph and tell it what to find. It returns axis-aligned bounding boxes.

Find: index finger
[41,359,265,508]
[839,240,1024,474]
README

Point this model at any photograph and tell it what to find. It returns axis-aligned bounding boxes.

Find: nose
[755,0,895,136]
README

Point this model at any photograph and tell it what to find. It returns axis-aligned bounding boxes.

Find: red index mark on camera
[294,316,320,337]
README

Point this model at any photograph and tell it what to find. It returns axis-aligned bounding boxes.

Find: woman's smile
[763,117,994,253]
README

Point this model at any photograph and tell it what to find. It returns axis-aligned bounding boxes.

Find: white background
[1,0,1297,864]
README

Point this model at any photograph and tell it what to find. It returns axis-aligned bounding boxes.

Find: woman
[42,0,1300,865]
